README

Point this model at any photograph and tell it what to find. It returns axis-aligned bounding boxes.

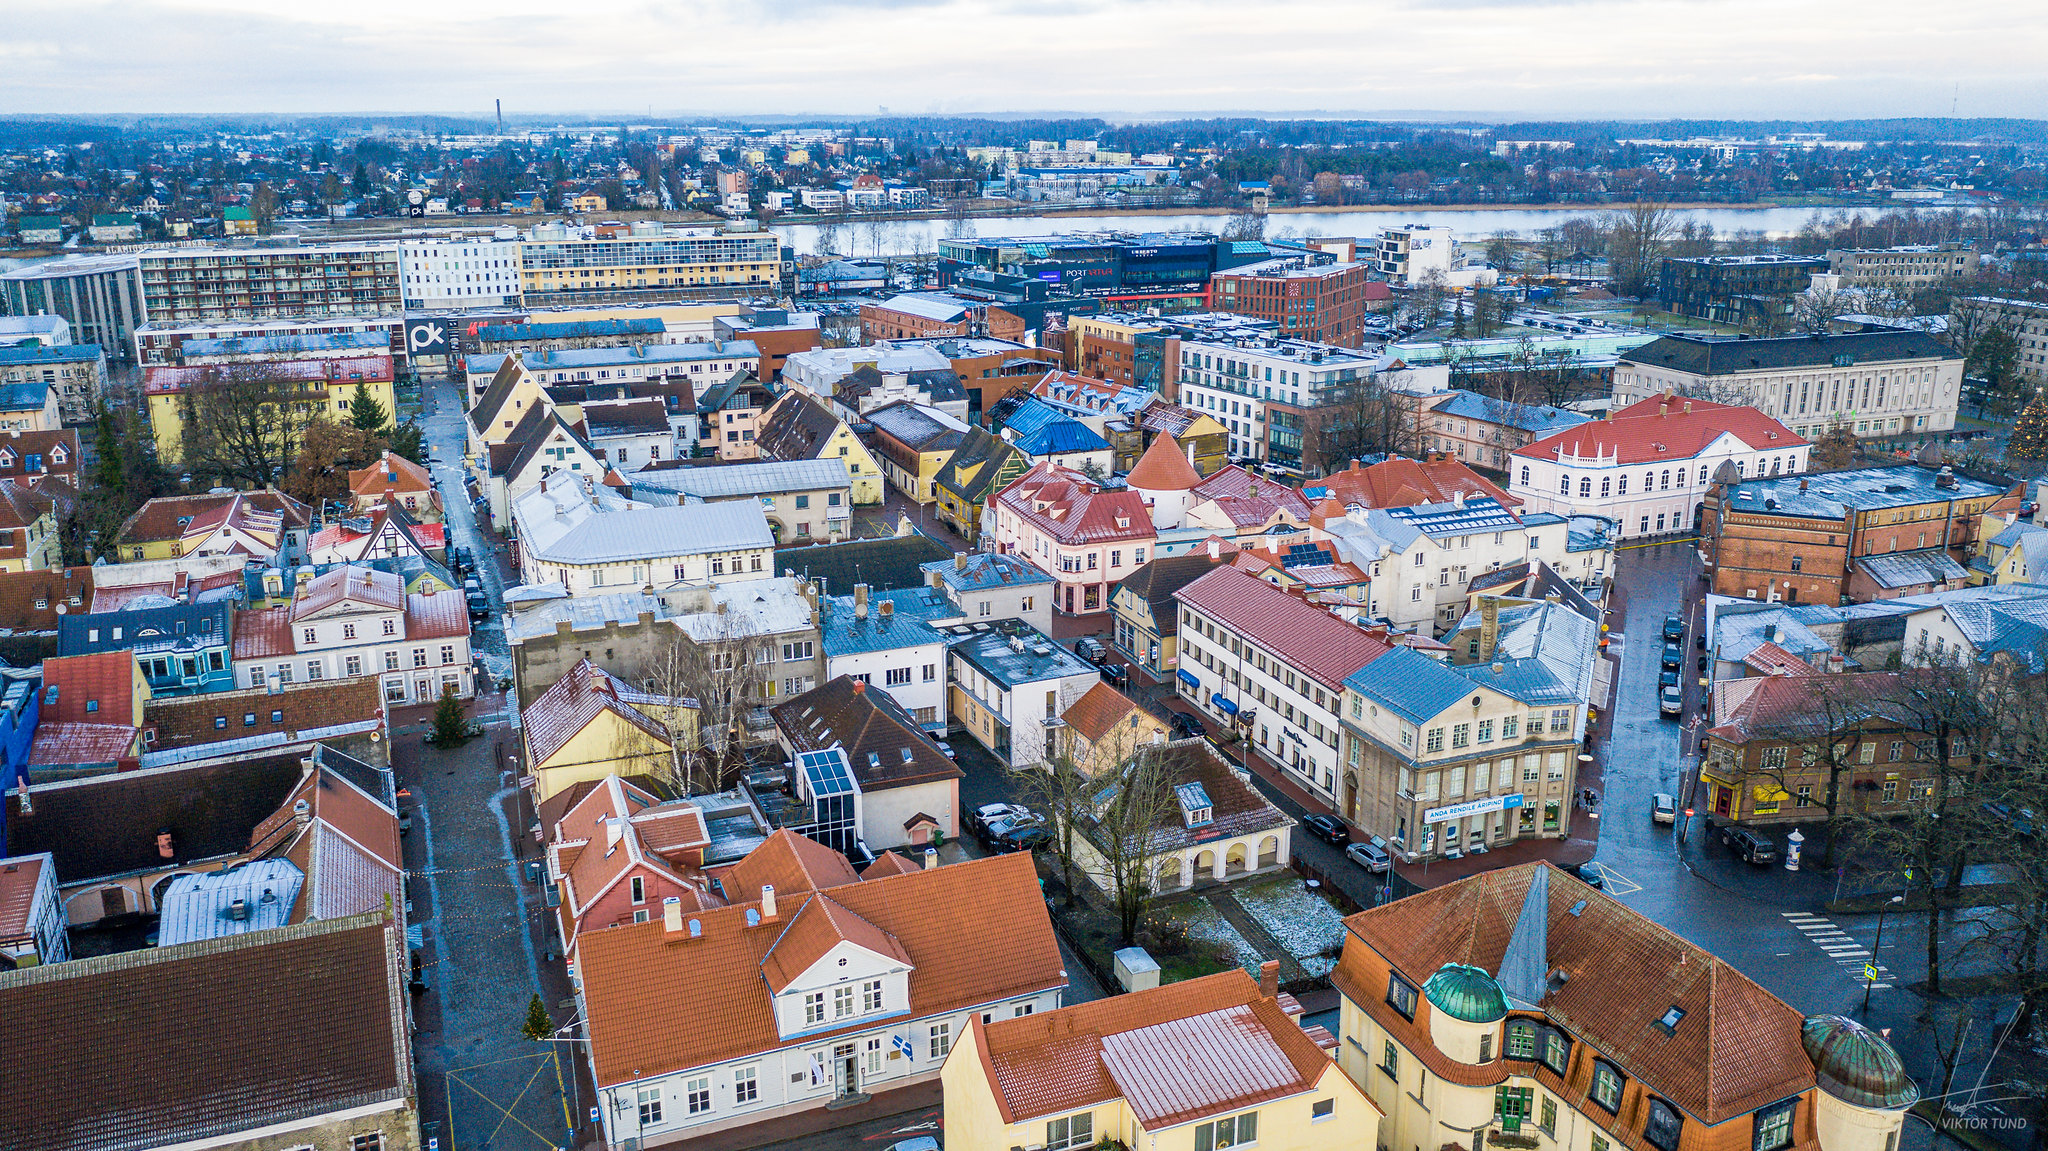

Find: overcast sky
[4,0,2044,121]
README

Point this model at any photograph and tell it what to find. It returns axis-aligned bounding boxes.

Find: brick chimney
[1259,959,1279,998]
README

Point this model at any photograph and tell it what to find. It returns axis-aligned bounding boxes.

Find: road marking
[1583,862,1643,895]
[1788,913,1896,986]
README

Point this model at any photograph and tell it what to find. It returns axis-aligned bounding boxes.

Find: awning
[1176,669,1200,687]
[1210,693,1239,716]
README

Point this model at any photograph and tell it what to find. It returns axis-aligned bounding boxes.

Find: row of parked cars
[969,802,1050,853]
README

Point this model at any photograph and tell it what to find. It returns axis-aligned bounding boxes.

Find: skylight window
[1658,1006,1685,1034]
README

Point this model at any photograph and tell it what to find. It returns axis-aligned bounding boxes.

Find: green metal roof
[1423,962,1508,1023]
[1801,1015,1919,1110]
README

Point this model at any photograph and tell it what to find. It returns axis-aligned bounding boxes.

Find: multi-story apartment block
[859,293,1026,344]
[1070,312,1180,391]
[1612,331,1962,440]
[0,344,105,425]
[1341,597,1595,853]
[1656,254,1828,328]
[1175,337,1379,470]
[1336,864,1919,1151]
[630,458,855,544]
[0,254,146,360]
[399,232,524,309]
[1824,242,1977,290]
[137,242,403,322]
[990,462,1157,615]
[518,222,783,305]
[144,354,397,466]
[1375,224,1496,287]
[1420,390,1591,475]
[133,315,409,368]
[1952,295,2048,387]
[1511,395,1808,542]
[1173,565,1391,805]
[1210,257,1371,346]
[231,564,475,705]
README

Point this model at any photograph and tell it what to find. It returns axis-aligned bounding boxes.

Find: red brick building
[1209,259,1372,347]
[859,293,1024,344]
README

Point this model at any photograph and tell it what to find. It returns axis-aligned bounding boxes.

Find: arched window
[1578,477,1592,498]
[1660,469,1671,490]
[1617,475,1628,495]
[1520,466,1531,486]
[1589,1059,1625,1113]
[1644,1098,1684,1151]
[1699,464,1709,483]
[1559,474,1570,495]
[1600,477,1611,497]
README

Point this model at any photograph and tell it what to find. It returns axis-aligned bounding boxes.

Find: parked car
[997,824,1051,853]
[1568,862,1606,889]
[1661,644,1682,670]
[1301,813,1349,846]
[1100,663,1130,688]
[1697,655,1710,674]
[1169,711,1206,737]
[1659,685,1683,716]
[451,545,475,573]
[466,589,491,622]
[1662,614,1685,642]
[1652,793,1676,825]
[1346,841,1392,872]
[1720,826,1779,865]
[1073,637,1106,664]
[1658,669,1680,690]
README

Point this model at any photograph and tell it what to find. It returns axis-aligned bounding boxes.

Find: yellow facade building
[142,356,397,467]
[519,226,782,304]
[944,966,1378,1151]
[523,659,697,803]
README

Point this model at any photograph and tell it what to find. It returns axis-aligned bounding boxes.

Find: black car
[466,590,492,622]
[1662,615,1685,642]
[1301,814,1349,846]
[1720,826,1779,865]
[451,545,475,573]
[998,824,1052,853]
[1100,663,1131,688]
[1568,862,1606,889]
[1169,712,1206,737]
[1661,644,1682,670]
[1658,669,1680,689]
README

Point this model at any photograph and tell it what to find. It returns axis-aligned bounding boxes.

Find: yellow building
[142,357,397,467]
[570,193,608,213]
[519,226,782,303]
[110,490,313,563]
[523,659,698,803]
[866,402,967,504]
[1057,681,1169,777]
[756,391,888,506]
[1336,863,1918,1151]
[944,966,1379,1151]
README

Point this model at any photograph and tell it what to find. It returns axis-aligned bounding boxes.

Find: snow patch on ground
[1179,902,1265,973]
[1234,877,1348,962]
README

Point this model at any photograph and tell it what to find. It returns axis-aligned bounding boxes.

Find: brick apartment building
[1209,258,1372,347]
[858,294,1025,344]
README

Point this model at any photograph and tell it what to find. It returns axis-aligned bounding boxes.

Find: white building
[512,471,776,594]
[399,232,525,310]
[1511,394,1810,541]
[0,851,70,966]
[780,343,955,403]
[1375,224,1497,288]
[1612,331,1962,441]
[946,621,1101,769]
[465,340,760,397]
[231,565,475,705]
[1174,337,1381,462]
[817,585,962,727]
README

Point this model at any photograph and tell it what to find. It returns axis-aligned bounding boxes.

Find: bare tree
[175,367,316,487]
[1223,211,1266,241]
[1790,287,1855,336]
[1303,374,1427,472]
[1607,200,1678,299]
[648,609,775,793]
[1068,743,1190,945]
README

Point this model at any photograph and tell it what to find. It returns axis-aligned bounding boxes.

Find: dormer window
[1590,1059,1625,1113]
[1385,973,1418,1020]
[1175,782,1213,828]
[1644,1098,1683,1151]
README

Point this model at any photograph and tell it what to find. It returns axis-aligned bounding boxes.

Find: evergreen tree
[520,993,553,1042]
[430,685,470,747]
[387,419,426,465]
[348,382,391,435]
[2008,389,2048,467]
[90,401,123,494]
[1450,299,1467,338]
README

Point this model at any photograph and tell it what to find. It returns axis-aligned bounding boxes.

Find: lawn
[1232,876,1350,977]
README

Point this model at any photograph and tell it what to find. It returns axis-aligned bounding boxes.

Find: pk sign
[407,319,449,356]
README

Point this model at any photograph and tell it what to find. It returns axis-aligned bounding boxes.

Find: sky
[2,0,2045,121]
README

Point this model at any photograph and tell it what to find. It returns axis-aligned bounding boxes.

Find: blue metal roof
[1000,397,1066,439]
[819,587,958,658]
[1012,420,1110,457]
[1381,496,1521,539]
[0,380,51,410]
[1343,648,1475,725]
[1430,390,1592,436]
[478,318,665,342]
[179,333,384,357]
[0,343,102,365]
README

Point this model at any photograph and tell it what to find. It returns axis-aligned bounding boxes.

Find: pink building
[989,461,1156,615]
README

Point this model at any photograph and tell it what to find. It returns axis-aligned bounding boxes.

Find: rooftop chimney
[1259,959,1279,998]
[854,583,870,618]
[1682,401,1693,415]
[1207,538,1219,559]
[662,895,684,935]
[605,816,623,852]
[760,884,778,920]
[923,847,938,870]
[292,798,311,829]
[954,551,967,572]
[156,828,175,860]
[1479,596,1501,662]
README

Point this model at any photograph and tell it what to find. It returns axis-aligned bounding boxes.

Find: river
[769,203,1974,258]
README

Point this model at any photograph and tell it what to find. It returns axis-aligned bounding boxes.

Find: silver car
[1346,841,1392,872]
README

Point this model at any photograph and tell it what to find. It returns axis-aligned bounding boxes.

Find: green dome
[1423,963,1508,1023]
[1802,1015,1920,1110]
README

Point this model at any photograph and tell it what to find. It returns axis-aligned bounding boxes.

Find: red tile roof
[759,891,912,992]
[723,828,861,900]
[1059,681,1150,745]
[293,565,403,617]
[995,462,1156,546]
[0,430,80,483]
[0,853,47,944]
[577,850,1063,1087]
[114,491,313,547]
[28,721,141,767]
[1188,465,1313,527]
[1173,565,1391,690]
[403,589,470,640]
[231,606,292,660]
[1317,455,1516,511]
[42,651,139,725]
[0,565,90,631]
[1513,394,1805,466]
[347,451,433,499]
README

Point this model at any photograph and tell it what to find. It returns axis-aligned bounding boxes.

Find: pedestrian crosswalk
[1780,912,1892,988]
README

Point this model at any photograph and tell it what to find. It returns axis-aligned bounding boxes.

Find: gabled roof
[932,426,1018,505]
[1126,434,1203,491]
[346,450,432,498]
[1188,465,1313,527]
[1112,548,1237,633]
[1336,863,1816,1125]
[1311,455,1517,511]
[1174,566,1390,690]
[526,659,687,768]
[0,911,409,1151]
[995,462,1155,547]
[1855,547,1968,590]
[292,564,404,617]
[577,850,1062,1087]
[724,828,863,900]
[1429,389,1592,437]
[760,891,913,991]
[770,675,963,791]
[113,490,312,546]
[756,390,849,462]
[469,356,540,435]
[865,401,969,454]
[1011,419,1111,458]
[922,551,1054,594]
[1514,394,1804,466]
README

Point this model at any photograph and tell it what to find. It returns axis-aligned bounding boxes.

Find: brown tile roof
[723,828,861,900]
[760,891,912,991]
[0,481,50,529]
[231,605,292,660]
[27,721,140,768]
[978,969,1334,1127]
[404,588,471,640]
[0,911,408,1151]
[755,391,847,462]
[770,676,963,792]
[1189,465,1313,528]
[141,677,384,753]
[293,564,403,617]
[860,850,923,879]
[1059,681,1148,745]
[1316,456,1517,511]
[1336,862,1816,1125]
[0,564,90,631]
[1111,548,1235,636]
[1081,739,1289,855]
[247,766,403,924]
[1174,565,1390,690]
[0,852,45,945]
[114,490,313,547]
[347,450,433,499]
[1126,433,1202,491]
[1706,670,1907,744]
[577,850,1063,1087]
[1514,395,1806,467]
[522,659,682,767]
[0,429,80,483]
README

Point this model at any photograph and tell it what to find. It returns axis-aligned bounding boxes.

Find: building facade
[1656,254,1829,328]
[399,232,525,309]
[518,223,783,304]
[1612,331,1962,441]
[1210,258,1371,346]
[137,242,404,322]
[0,254,146,360]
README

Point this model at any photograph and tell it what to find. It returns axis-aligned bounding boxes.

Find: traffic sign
[1863,964,1879,982]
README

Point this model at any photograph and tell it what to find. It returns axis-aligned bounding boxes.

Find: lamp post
[1861,893,1905,1013]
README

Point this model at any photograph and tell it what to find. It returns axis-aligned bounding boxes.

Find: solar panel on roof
[799,749,855,797]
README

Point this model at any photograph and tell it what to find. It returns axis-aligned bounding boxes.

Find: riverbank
[1030,200,1786,218]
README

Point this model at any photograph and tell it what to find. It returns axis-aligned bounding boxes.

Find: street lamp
[1861,893,1905,1013]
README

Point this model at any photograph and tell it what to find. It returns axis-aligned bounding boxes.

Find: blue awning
[1176,669,1199,687]
[1210,693,1239,715]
